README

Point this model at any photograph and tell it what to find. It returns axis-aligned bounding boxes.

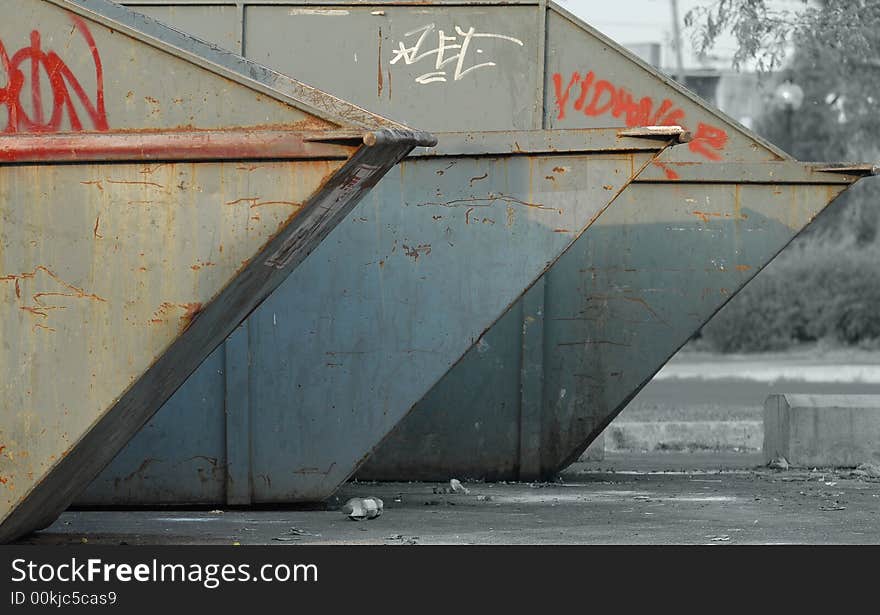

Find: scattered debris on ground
[768,456,790,470]
[433,479,471,495]
[342,497,384,520]
[386,534,419,545]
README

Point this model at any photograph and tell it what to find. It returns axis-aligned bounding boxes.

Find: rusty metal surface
[78,0,872,504]
[79,130,680,505]
[0,0,429,542]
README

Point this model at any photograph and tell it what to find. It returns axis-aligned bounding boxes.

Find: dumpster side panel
[543,7,780,164]
[539,181,850,471]
[0,157,344,524]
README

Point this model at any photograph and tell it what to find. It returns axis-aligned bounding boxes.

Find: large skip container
[0,0,431,542]
[77,0,871,505]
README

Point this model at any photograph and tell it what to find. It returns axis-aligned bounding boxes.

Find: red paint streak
[552,70,727,161]
[0,17,108,133]
[653,161,680,180]
[689,122,728,162]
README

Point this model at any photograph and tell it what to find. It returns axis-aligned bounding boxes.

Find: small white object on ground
[768,456,790,470]
[342,497,384,520]
[450,479,470,495]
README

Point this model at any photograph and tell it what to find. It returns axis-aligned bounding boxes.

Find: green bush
[700,244,880,352]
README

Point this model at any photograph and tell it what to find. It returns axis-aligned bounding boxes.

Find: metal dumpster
[0,0,431,542]
[77,0,872,505]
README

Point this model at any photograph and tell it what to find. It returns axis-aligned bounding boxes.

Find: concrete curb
[599,420,763,454]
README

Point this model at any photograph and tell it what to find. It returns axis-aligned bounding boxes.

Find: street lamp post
[774,79,805,155]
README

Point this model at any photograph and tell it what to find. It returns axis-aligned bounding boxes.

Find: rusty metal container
[0,0,431,542]
[77,0,872,505]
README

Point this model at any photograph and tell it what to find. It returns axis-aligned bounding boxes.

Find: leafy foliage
[686,1,880,351]
[701,244,880,352]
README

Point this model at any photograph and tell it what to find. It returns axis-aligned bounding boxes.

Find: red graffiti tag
[552,71,727,161]
[0,17,108,133]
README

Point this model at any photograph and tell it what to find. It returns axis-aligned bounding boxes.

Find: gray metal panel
[127,4,241,52]
[244,5,539,131]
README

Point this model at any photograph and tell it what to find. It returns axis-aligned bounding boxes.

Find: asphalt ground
[15,452,880,545]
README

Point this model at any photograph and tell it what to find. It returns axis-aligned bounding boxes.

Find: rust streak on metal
[139,163,170,176]
[1,267,106,316]
[20,307,48,318]
[107,180,164,189]
[691,210,748,224]
[403,244,431,261]
[180,302,204,333]
[377,28,384,97]
[122,458,161,482]
[422,194,560,214]
[226,197,303,209]
[469,172,488,186]
[622,296,665,321]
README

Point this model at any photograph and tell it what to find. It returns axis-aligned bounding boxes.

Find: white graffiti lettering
[389,23,524,84]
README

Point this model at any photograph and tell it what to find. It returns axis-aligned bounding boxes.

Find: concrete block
[605,421,762,453]
[763,394,880,467]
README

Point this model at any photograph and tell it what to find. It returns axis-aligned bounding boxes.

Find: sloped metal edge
[53,0,431,136]
[0,128,429,543]
[547,0,793,162]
